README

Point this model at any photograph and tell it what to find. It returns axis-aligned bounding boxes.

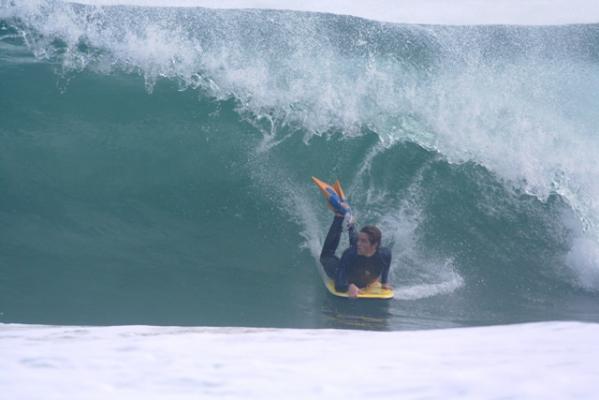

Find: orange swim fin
[311,176,350,215]
[333,180,346,202]
[311,176,333,199]
[311,176,336,212]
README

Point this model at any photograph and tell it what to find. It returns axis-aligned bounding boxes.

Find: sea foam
[1,322,598,399]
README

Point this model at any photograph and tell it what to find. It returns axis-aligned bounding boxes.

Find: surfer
[319,198,392,298]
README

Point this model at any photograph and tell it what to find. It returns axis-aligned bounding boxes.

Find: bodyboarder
[318,182,392,298]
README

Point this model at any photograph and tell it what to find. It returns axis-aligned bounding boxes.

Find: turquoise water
[1,2,599,330]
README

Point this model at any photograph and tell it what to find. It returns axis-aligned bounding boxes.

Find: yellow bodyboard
[323,276,394,299]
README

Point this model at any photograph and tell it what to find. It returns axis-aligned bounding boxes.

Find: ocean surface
[2,0,599,332]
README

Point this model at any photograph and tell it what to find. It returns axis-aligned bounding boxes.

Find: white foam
[1,322,598,399]
[70,0,599,26]
[566,238,599,290]
[396,273,464,300]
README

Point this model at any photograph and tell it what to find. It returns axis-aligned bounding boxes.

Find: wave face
[1,1,599,330]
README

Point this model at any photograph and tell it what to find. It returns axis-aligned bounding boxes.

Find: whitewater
[2,0,599,397]
[2,322,599,399]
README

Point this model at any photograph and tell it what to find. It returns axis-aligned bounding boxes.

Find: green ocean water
[1,2,599,330]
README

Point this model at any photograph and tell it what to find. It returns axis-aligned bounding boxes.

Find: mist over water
[1,0,599,329]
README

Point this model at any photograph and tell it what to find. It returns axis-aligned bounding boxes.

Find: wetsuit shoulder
[378,247,392,261]
[377,247,392,285]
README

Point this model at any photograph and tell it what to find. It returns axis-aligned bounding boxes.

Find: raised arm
[348,222,358,247]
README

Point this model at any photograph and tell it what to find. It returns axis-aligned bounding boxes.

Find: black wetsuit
[320,216,392,292]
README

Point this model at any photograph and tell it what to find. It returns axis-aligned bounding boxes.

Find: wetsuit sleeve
[334,249,353,292]
[380,248,392,285]
[348,224,358,247]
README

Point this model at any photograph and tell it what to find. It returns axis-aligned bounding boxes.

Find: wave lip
[70,0,599,26]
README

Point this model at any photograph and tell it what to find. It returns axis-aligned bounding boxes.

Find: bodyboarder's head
[357,225,381,256]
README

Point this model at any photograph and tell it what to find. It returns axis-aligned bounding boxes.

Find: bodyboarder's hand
[347,283,361,298]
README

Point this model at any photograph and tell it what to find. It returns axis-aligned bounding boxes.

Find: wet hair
[360,225,382,248]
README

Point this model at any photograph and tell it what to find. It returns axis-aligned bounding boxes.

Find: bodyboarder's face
[356,232,377,256]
